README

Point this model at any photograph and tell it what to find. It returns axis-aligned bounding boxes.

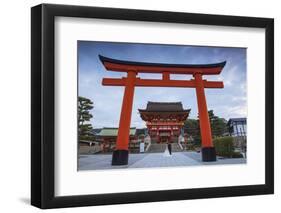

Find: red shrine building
[139,102,190,143]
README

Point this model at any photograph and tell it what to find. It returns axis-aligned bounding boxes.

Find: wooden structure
[99,55,226,165]
[227,118,247,137]
[97,127,137,153]
[139,102,190,143]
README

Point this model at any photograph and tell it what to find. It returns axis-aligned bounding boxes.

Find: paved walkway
[78,152,246,171]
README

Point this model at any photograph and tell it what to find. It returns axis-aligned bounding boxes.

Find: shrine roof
[98,127,136,137]
[99,55,226,75]
[138,101,190,113]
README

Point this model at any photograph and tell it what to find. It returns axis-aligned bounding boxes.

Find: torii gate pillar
[194,74,216,161]
[112,72,136,165]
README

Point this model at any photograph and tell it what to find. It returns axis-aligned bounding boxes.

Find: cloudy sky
[78,41,247,128]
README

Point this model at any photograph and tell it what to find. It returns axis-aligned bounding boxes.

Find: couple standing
[163,142,172,156]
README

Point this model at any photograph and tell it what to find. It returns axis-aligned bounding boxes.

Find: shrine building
[139,102,190,143]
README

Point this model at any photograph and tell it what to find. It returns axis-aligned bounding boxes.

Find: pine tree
[208,110,228,137]
[78,96,94,141]
[184,119,201,145]
[184,110,228,146]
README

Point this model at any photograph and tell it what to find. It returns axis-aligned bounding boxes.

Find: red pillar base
[201,147,217,162]
[112,150,129,165]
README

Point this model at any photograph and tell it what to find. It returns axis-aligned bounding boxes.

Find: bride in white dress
[163,143,171,157]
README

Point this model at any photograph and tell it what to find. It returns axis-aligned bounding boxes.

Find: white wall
[0,0,279,212]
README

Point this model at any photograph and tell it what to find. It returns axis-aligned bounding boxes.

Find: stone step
[146,143,166,153]
[146,143,184,153]
[171,143,184,152]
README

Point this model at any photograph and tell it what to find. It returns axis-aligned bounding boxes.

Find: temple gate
[138,102,190,144]
[99,55,226,165]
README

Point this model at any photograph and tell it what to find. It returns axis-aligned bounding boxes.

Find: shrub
[213,136,235,158]
[231,152,244,158]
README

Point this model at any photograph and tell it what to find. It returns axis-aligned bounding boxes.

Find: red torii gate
[99,55,226,165]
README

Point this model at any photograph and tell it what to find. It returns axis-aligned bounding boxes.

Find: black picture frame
[31,3,274,209]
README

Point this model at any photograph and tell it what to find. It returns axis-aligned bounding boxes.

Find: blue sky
[78,41,247,128]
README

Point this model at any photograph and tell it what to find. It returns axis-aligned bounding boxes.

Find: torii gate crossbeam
[99,55,226,165]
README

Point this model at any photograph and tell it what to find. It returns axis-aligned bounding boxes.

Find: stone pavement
[78,151,246,171]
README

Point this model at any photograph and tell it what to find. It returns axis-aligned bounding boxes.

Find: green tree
[208,110,228,137]
[78,96,94,141]
[184,119,201,145]
[184,110,228,146]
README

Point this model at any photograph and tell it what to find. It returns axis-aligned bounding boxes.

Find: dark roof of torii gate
[99,55,226,75]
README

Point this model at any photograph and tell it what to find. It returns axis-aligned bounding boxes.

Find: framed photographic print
[31,3,274,209]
